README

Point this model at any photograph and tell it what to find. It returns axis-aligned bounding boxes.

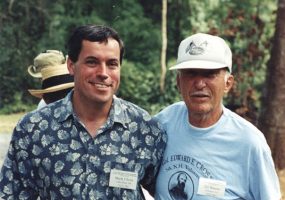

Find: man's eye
[205,73,217,78]
[204,70,221,78]
[108,62,119,69]
[183,71,196,76]
[182,71,219,78]
[86,60,96,64]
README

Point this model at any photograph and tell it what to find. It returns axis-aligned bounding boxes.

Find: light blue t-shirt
[155,101,281,200]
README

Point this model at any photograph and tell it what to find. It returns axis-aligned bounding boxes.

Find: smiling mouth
[89,81,112,88]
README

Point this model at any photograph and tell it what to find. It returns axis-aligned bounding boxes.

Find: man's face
[177,68,233,118]
[68,39,120,106]
[178,174,187,187]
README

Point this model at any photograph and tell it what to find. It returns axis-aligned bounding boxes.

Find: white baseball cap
[170,33,232,73]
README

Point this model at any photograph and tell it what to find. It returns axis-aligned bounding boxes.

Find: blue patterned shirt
[0,92,167,199]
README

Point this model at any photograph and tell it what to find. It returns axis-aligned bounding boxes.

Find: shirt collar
[57,92,128,128]
[111,95,128,128]
[57,91,74,122]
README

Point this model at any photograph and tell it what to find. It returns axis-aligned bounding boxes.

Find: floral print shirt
[0,92,167,199]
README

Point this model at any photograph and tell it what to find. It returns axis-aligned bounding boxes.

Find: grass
[0,113,24,134]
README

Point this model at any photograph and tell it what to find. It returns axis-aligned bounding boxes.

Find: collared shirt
[0,92,167,199]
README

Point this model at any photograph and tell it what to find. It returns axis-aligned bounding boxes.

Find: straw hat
[27,50,66,78]
[28,63,74,98]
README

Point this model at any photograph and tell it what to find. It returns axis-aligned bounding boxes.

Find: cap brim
[27,65,42,78]
[169,60,229,71]
[28,83,74,98]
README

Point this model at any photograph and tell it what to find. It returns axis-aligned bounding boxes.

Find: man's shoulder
[223,107,266,144]
[20,98,71,125]
[115,97,150,117]
[223,107,258,130]
[155,101,186,120]
[159,101,186,113]
[115,97,165,128]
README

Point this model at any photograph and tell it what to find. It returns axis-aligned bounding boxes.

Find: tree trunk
[160,0,167,93]
[258,0,285,170]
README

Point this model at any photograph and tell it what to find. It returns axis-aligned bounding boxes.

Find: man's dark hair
[177,172,187,182]
[66,24,124,64]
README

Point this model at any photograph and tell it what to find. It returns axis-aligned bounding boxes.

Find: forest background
[1,0,277,116]
[1,0,285,188]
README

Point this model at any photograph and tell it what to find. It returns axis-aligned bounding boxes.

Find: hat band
[42,74,74,89]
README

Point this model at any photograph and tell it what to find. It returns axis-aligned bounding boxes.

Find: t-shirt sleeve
[249,144,281,200]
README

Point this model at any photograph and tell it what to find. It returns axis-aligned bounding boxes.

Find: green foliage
[179,0,277,122]
[0,92,36,114]
[119,60,180,115]
[109,0,161,66]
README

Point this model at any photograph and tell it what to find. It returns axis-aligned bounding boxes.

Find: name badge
[109,169,138,190]
[197,177,226,198]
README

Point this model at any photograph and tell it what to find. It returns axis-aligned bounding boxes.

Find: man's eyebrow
[108,58,119,62]
[83,55,119,62]
[85,56,98,60]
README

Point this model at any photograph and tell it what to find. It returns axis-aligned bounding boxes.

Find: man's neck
[72,93,113,137]
[189,107,223,128]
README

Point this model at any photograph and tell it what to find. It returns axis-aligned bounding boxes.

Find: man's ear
[67,57,75,75]
[224,74,234,94]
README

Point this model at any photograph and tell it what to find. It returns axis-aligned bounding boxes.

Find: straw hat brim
[28,82,74,98]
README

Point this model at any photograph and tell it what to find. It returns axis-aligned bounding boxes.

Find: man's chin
[91,94,114,104]
[189,106,212,115]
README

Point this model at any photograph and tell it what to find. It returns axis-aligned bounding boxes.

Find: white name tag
[197,177,226,198]
[109,169,138,190]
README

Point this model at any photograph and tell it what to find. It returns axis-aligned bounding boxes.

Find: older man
[154,33,281,200]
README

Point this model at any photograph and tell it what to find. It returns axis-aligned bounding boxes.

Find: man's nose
[193,77,206,89]
[97,64,108,77]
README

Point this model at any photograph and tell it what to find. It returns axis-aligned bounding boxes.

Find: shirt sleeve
[140,120,167,196]
[249,144,281,200]
[0,124,38,199]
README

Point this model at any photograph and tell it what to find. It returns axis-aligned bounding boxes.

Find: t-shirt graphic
[169,171,194,200]
[156,153,210,200]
